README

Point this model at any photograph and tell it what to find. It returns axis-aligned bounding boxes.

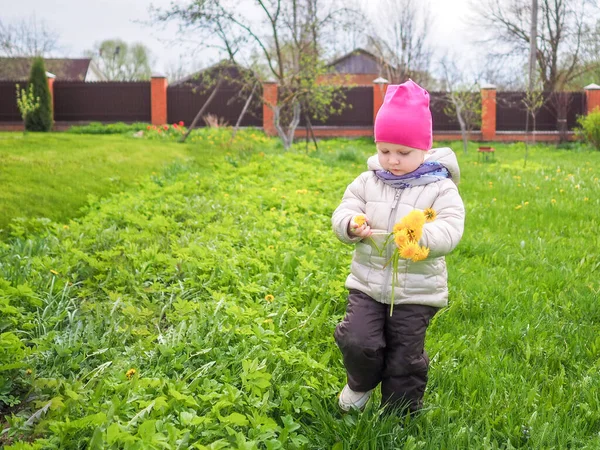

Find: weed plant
[0,134,599,448]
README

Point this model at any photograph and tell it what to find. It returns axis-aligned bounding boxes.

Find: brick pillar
[373,78,389,124]
[262,82,278,136]
[46,72,56,122]
[151,75,168,125]
[585,83,600,114]
[481,84,497,142]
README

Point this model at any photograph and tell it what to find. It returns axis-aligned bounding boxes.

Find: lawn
[0,132,201,234]
[1,132,599,449]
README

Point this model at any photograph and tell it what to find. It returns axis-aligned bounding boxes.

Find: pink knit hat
[374,79,432,151]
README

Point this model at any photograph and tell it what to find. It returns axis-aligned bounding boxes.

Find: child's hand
[349,215,372,238]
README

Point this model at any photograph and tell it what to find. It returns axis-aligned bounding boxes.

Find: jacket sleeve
[420,182,465,258]
[332,173,368,244]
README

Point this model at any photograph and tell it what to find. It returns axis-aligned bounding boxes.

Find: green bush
[67,121,150,134]
[24,57,53,132]
[574,108,600,150]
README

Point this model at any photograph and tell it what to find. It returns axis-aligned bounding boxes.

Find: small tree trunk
[454,101,468,154]
[274,100,301,150]
[303,112,318,152]
[231,82,258,140]
[180,78,223,143]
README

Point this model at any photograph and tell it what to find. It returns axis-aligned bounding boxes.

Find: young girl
[332,80,465,413]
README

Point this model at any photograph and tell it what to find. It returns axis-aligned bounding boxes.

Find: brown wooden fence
[0,81,25,121]
[0,79,590,134]
[54,82,151,122]
[301,86,374,127]
[167,85,262,127]
[496,92,585,131]
[430,92,473,131]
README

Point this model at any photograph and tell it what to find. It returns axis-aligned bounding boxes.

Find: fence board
[0,81,25,122]
[167,85,262,127]
[304,86,373,127]
[429,92,475,132]
[53,81,151,122]
[496,92,585,132]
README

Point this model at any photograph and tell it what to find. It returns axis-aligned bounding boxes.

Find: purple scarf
[375,161,450,189]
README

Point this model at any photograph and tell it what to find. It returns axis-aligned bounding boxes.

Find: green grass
[1,133,600,449]
[0,132,198,234]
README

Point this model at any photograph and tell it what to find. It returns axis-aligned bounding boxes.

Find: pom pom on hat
[374,79,432,151]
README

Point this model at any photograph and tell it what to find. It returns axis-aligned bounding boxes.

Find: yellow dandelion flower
[556,168,561,173]
[406,226,423,242]
[412,246,430,262]
[401,210,426,230]
[265,294,274,302]
[560,189,564,193]
[551,199,556,204]
[524,202,529,206]
[271,187,277,192]
[26,369,32,375]
[63,225,69,230]
[354,215,366,227]
[575,184,580,189]
[399,241,421,260]
[515,205,522,210]
[584,197,589,201]
[423,208,437,222]
[296,189,308,194]
[126,368,136,379]
[50,269,59,275]
[393,222,406,234]
[536,186,540,190]
[394,229,411,248]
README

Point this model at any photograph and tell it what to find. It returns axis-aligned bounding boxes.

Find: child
[331,79,465,413]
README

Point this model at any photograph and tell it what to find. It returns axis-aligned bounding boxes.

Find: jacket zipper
[382,190,402,302]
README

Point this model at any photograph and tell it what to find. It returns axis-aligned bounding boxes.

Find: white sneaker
[338,384,373,411]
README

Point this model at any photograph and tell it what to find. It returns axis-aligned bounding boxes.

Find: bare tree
[152,0,361,149]
[365,0,434,85]
[0,15,60,57]
[439,56,482,155]
[472,0,599,91]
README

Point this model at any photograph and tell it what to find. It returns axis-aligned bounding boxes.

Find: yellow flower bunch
[391,210,431,261]
[382,208,436,316]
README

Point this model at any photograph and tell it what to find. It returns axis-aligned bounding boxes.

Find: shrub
[67,121,149,134]
[574,108,600,150]
[25,57,53,132]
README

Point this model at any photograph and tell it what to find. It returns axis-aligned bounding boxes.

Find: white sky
[2,0,478,77]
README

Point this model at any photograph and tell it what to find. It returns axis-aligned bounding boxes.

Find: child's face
[376,142,425,175]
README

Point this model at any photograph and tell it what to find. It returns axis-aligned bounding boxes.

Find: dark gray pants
[334,289,438,412]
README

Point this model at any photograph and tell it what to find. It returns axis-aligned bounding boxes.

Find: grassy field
[0,132,201,234]
[1,132,599,449]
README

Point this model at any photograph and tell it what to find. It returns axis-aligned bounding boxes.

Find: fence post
[151,75,168,125]
[46,71,56,123]
[373,77,389,124]
[481,84,497,141]
[262,81,278,136]
[585,83,600,114]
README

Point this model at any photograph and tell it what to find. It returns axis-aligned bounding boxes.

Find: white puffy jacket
[332,147,465,307]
